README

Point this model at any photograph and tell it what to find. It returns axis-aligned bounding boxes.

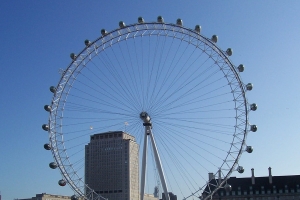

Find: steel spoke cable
[155,90,231,116]
[147,36,175,111]
[83,58,140,112]
[148,36,184,108]
[157,136,208,193]
[150,43,209,106]
[152,67,224,113]
[98,49,143,110]
[153,132,192,196]
[121,37,143,107]
[154,123,228,161]
[148,34,170,108]
[107,43,142,110]
[146,32,167,110]
[66,83,137,113]
[156,116,234,130]
[132,34,145,110]
[151,62,219,112]
[116,42,143,110]
[154,122,228,153]
[150,40,191,108]
[156,119,234,136]
[153,100,233,119]
[154,120,232,143]
[93,48,142,110]
[155,131,199,194]
[64,95,137,116]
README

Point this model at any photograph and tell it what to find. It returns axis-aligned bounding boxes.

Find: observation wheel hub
[140,112,152,127]
[140,111,151,123]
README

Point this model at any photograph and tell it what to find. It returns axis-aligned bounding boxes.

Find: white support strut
[140,126,148,200]
[149,128,170,200]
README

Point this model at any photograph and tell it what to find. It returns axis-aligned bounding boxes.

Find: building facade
[85,131,139,200]
[203,168,300,200]
[17,193,71,200]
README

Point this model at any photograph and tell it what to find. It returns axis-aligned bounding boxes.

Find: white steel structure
[42,16,258,200]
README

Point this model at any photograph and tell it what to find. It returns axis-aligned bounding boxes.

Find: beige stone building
[85,131,139,200]
[18,193,71,200]
[144,194,159,200]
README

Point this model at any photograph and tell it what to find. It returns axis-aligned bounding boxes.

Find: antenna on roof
[124,122,129,132]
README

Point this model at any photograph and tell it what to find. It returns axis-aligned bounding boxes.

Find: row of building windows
[221,188,300,196]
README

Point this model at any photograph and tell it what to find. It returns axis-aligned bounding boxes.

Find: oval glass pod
[211,35,218,43]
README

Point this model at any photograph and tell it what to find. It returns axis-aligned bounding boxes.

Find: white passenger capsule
[84,39,91,46]
[101,29,107,36]
[71,195,78,200]
[246,83,253,91]
[157,16,164,23]
[176,18,183,26]
[237,166,244,173]
[226,48,233,56]
[250,103,258,111]
[49,162,58,169]
[70,53,76,60]
[138,17,144,23]
[195,25,201,33]
[44,105,51,112]
[42,124,49,131]
[49,86,56,93]
[237,64,245,72]
[211,35,218,43]
[44,143,51,150]
[58,179,66,186]
[224,184,232,192]
[250,125,258,132]
[119,21,126,28]
[246,146,253,153]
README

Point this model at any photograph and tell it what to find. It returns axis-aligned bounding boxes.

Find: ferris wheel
[42,16,257,200]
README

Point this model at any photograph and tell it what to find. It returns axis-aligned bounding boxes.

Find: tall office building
[85,131,139,200]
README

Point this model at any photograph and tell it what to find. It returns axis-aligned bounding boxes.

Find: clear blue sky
[1,1,300,200]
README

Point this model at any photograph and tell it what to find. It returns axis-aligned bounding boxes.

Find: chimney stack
[209,173,215,181]
[251,168,255,184]
[268,167,272,184]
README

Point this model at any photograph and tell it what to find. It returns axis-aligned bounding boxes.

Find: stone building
[17,193,71,200]
[203,168,300,200]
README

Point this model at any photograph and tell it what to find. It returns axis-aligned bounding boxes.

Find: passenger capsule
[250,125,258,132]
[58,179,66,186]
[226,48,233,56]
[42,124,49,131]
[119,21,126,28]
[246,83,253,91]
[49,162,58,169]
[138,17,144,23]
[211,35,218,43]
[157,16,164,23]
[237,166,244,173]
[70,53,76,60]
[44,105,51,112]
[71,195,78,200]
[224,184,232,192]
[44,143,51,150]
[246,146,253,153]
[237,64,245,72]
[101,29,107,36]
[195,25,201,33]
[84,40,91,46]
[176,18,183,26]
[49,86,56,93]
[250,103,258,111]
